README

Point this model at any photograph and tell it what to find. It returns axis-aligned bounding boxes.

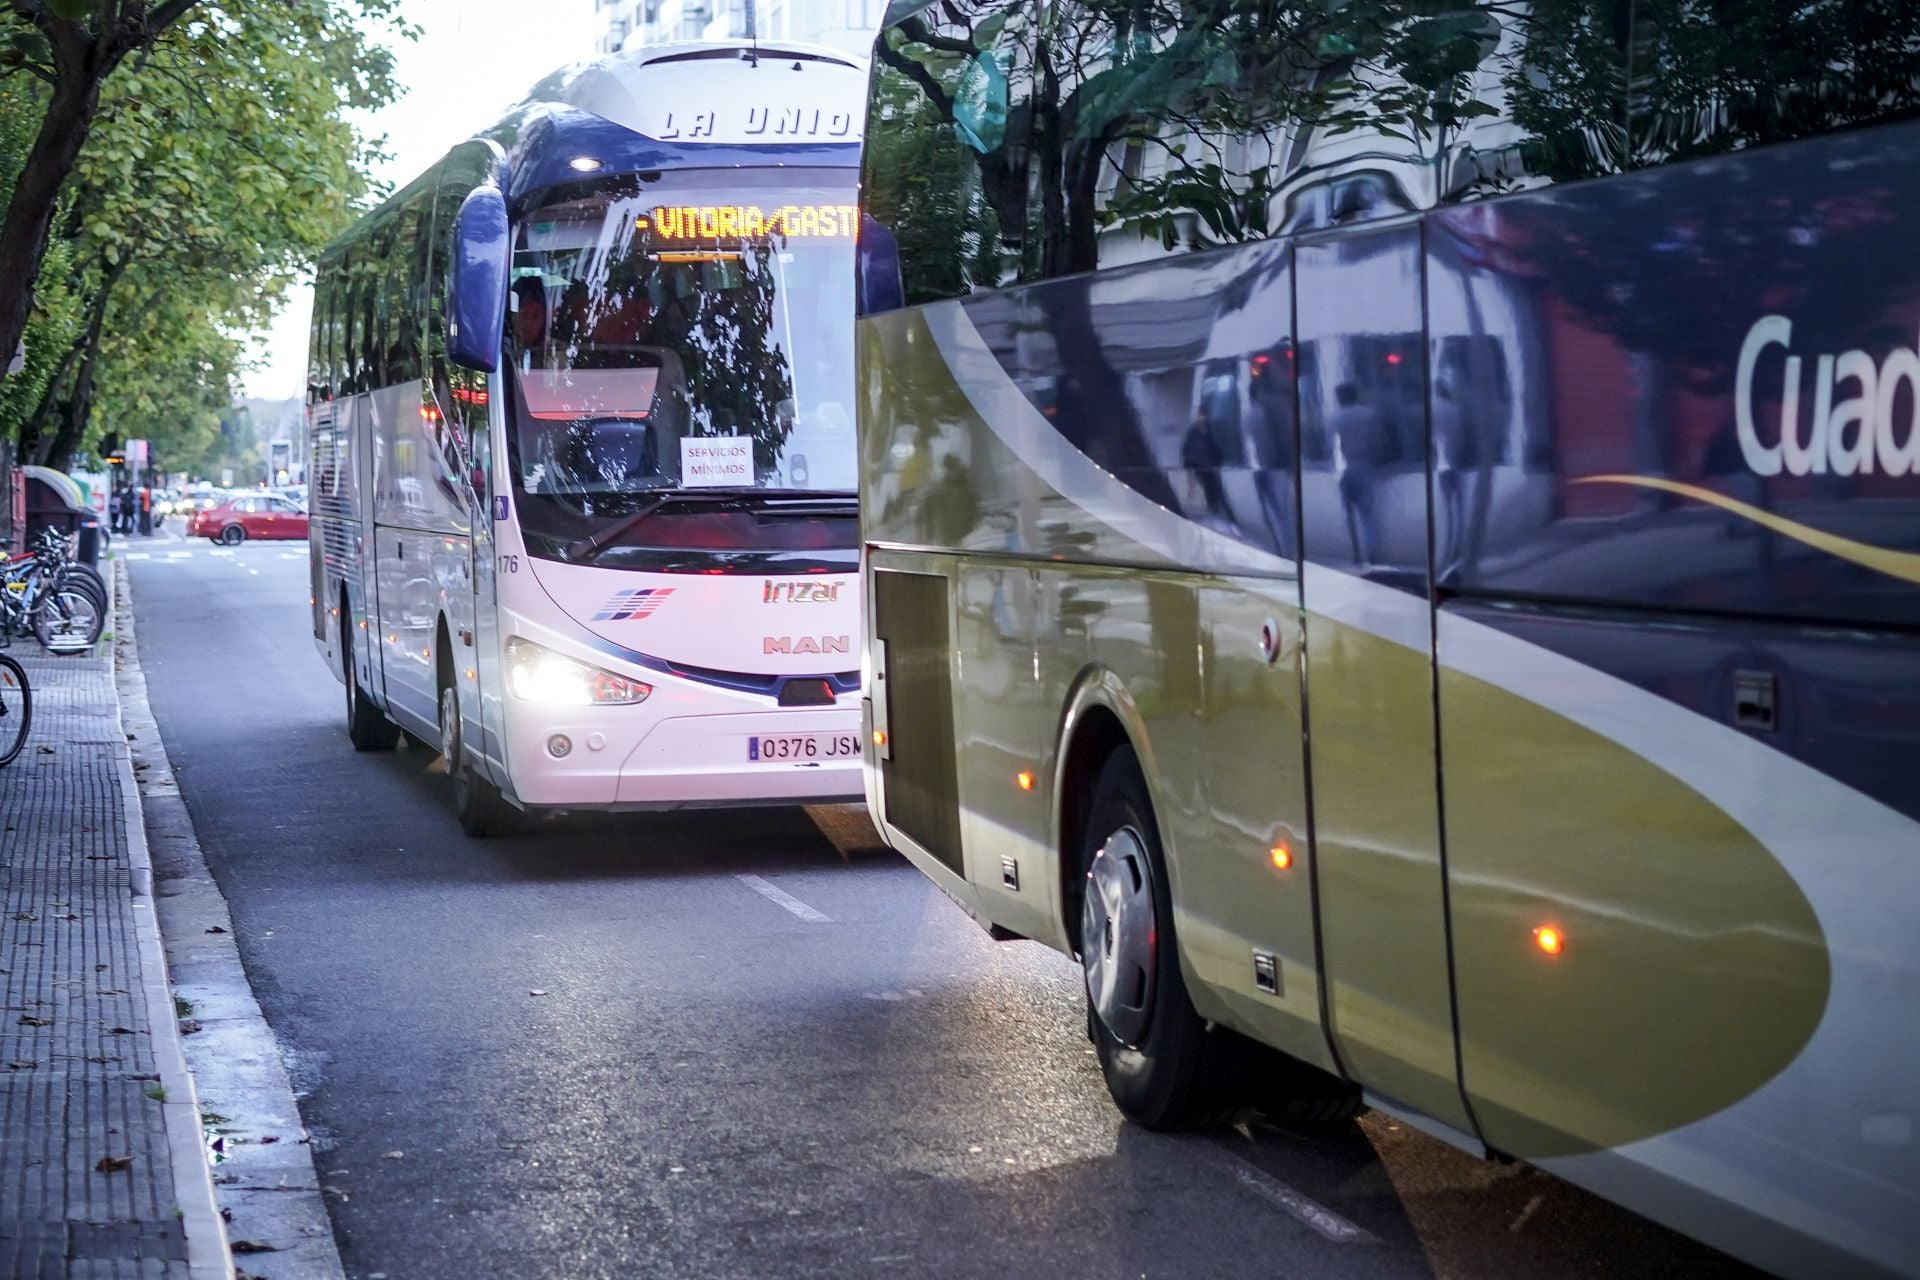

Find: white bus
[307,42,867,834]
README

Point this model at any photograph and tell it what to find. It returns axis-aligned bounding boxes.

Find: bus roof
[322,39,867,261]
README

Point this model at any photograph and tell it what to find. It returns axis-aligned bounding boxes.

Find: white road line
[1226,1162,1376,1245]
[734,874,832,923]
[124,553,151,561]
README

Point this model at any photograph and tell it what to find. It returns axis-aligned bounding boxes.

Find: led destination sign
[645,203,858,242]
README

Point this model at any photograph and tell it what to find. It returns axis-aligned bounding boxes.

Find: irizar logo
[764,635,851,655]
[1738,315,1920,477]
[591,587,674,621]
[763,579,843,603]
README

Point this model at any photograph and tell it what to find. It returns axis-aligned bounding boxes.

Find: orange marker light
[1534,925,1565,956]
[871,728,887,748]
[1270,842,1293,870]
[1016,770,1036,792]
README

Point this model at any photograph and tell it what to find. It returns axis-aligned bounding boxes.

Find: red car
[188,493,309,544]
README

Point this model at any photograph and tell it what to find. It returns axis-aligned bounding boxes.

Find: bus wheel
[343,620,398,752]
[439,684,519,837]
[1079,747,1251,1130]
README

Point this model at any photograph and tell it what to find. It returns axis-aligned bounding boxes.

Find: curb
[114,555,349,1280]
[106,554,234,1280]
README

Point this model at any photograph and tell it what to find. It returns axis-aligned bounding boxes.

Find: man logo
[592,588,675,621]
[764,636,851,655]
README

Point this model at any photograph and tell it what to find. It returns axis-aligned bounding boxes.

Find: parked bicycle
[0,651,27,767]
[1,530,105,654]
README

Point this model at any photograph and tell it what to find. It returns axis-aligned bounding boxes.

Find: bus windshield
[505,167,857,563]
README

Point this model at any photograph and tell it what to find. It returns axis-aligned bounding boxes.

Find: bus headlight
[504,637,651,705]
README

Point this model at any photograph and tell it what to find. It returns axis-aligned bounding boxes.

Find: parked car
[187,493,309,544]
[273,484,308,508]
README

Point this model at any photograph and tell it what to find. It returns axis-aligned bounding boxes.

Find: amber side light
[1270,842,1293,871]
[872,729,887,748]
[1534,925,1565,956]
[1016,771,1036,791]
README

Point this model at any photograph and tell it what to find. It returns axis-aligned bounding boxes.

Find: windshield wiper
[563,488,857,563]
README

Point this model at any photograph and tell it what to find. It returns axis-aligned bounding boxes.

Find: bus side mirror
[448,184,510,373]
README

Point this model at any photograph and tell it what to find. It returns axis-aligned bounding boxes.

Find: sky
[239,0,600,401]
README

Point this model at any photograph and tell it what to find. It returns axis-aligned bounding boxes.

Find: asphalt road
[127,535,1765,1280]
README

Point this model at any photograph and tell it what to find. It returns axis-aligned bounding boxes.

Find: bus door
[1296,221,1473,1136]
[348,391,392,707]
[460,366,506,778]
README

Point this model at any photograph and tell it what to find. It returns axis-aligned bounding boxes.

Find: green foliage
[0,0,411,469]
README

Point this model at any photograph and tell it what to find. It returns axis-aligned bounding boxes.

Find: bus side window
[327,254,350,403]
[307,272,332,407]
[862,0,1039,306]
[385,204,425,386]
[1625,0,1920,169]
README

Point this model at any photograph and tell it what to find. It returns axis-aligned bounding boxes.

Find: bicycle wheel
[0,653,29,768]
[33,585,102,653]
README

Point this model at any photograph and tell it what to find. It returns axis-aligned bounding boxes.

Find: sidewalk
[0,596,228,1277]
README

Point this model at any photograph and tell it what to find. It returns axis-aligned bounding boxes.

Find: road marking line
[124,553,151,560]
[1226,1162,1375,1244]
[735,874,831,923]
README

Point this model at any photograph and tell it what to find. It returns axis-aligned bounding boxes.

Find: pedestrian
[1331,382,1391,568]
[116,485,133,535]
[137,484,152,536]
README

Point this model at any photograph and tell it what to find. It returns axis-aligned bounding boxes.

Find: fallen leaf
[8,1060,37,1070]
[528,989,548,997]
[259,1135,280,1145]
[94,964,109,972]
[85,1056,121,1064]
[205,925,228,934]
[178,1019,202,1035]
[18,1016,50,1027]
[58,914,80,922]
[107,1026,135,1035]
[36,745,53,754]
[382,1150,404,1160]
[229,1240,279,1254]
[95,1155,133,1174]
[12,913,36,922]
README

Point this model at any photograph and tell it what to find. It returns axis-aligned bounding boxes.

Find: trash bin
[22,467,102,566]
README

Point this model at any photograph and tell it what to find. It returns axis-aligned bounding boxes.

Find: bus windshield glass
[505,168,857,563]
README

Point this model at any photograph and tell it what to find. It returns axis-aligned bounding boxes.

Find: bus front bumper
[501,704,864,811]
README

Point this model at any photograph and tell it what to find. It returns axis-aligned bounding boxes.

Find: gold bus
[853,1,1920,1276]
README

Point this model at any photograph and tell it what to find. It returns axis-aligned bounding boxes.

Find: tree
[0,0,406,468]
[0,0,202,379]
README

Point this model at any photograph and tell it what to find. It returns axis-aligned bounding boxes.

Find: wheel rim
[1082,825,1158,1048]
[440,687,469,810]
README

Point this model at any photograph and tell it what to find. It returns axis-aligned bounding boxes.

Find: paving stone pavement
[0,645,195,1279]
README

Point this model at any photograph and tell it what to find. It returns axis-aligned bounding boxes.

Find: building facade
[594,0,880,58]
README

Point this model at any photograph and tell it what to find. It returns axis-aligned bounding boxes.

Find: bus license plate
[748,733,860,762]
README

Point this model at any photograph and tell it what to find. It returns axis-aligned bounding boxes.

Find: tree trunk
[0,42,109,383]
[23,261,122,468]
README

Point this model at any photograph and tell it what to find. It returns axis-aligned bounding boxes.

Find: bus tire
[343,617,399,752]
[1078,746,1251,1130]
[439,683,520,837]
